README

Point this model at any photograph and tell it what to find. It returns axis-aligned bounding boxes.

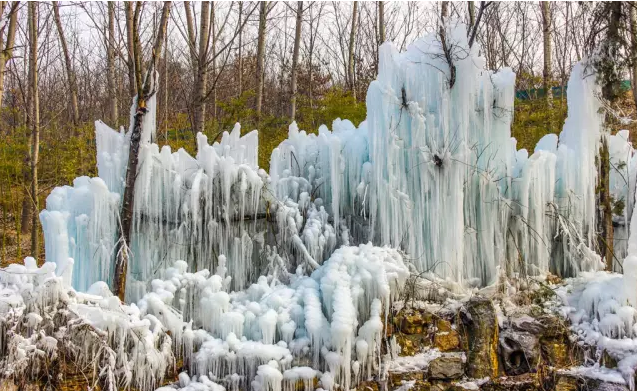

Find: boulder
[461,296,499,378]
[429,355,464,380]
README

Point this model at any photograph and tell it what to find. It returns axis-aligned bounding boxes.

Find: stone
[434,330,461,352]
[482,374,541,391]
[461,296,499,378]
[394,308,433,335]
[538,315,576,368]
[429,355,464,380]
[395,333,432,356]
[389,371,424,388]
[357,380,381,391]
[390,379,431,391]
[499,328,540,375]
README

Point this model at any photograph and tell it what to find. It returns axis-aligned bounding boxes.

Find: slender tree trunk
[193,1,210,135]
[255,1,267,119]
[541,1,552,103]
[133,3,143,97]
[107,2,118,126]
[28,2,39,257]
[237,2,243,97]
[290,1,303,120]
[630,5,637,110]
[0,2,18,109]
[52,1,80,126]
[378,1,385,43]
[211,2,217,120]
[468,1,475,34]
[125,2,137,98]
[113,2,171,301]
[348,1,358,99]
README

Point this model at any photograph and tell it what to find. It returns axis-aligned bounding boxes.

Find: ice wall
[41,23,623,299]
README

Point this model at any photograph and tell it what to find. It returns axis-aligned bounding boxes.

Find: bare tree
[0,1,18,109]
[113,1,171,301]
[255,1,267,119]
[348,1,358,99]
[378,1,385,43]
[52,1,80,126]
[28,1,39,256]
[630,4,637,110]
[237,1,243,97]
[185,1,211,135]
[125,2,137,98]
[107,2,118,126]
[290,1,303,120]
[541,1,552,103]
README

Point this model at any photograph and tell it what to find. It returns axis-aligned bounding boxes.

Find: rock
[538,315,576,368]
[357,380,381,391]
[461,296,499,378]
[553,374,579,391]
[395,333,432,356]
[394,308,433,335]
[434,330,461,352]
[390,379,431,391]
[482,374,541,391]
[389,371,424,388]
[429,355,464,380]
[499,328,540,375]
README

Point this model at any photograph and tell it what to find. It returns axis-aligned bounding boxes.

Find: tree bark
[113,1,171,302]
[290,1,303,120]
[630,4,637,110]
[237,1,243,97]
[378,1,385,43]
[541,2,552,103]
[255,1,267,119]
[28,2,39,257]
[192,1,210,134]
[468,1,475,34]
[125,2,137,98]
[107,2,118,126]
[0,1,18,109]
[348,1,358,99]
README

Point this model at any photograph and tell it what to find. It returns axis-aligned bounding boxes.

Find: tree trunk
[348,1,358,100]
[290,1,303,120]
[468,1,475,34]
[255,1,267,119]
[28,2,39,257]
[52,1,80,126]
[630,5,637,110]
[237,1,243,97]
[133,3,143,97]
[211,2,217,120]
[541,1,552,103]
[193,1,210,135]
[0,2,18,109]
[378,1,385,43]
[125,2,137,98]
[107,2,118,127]
[113,2,171,302]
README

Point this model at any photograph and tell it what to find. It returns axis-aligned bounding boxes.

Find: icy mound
[0,258,173,391]
[0,243,408,391]
[140,244,408,391]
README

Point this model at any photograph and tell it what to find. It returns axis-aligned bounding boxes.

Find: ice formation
[32,22,637,391]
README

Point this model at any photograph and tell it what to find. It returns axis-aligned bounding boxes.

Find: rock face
[429,355,464,379]
[384,296,596,391]
[461,296,499,379]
